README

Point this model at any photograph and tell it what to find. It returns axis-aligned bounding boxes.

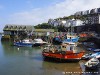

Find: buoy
[18,48,19,50]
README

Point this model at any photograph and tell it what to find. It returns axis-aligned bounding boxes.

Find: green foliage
[56,15,86,21]
[34,23,55,29]
[34,23,68,32]
[57,25,68,32]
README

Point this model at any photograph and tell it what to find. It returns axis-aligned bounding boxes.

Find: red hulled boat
[42,44,85,61]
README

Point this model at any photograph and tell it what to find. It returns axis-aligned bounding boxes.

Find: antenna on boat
[70,18,75,35]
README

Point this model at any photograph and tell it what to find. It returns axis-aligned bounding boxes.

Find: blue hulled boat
[62,34,79,44]
[14,39,33,47]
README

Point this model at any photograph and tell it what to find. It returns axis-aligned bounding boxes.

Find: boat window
[91,61,98,62]
[89,63,97,65]
[62,46,65,48]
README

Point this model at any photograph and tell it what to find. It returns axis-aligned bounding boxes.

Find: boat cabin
[43,44,78,53]
[22,39,33,43]
[61,44,75,51]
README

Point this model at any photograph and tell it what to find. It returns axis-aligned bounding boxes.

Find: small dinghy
[96,55,100,60]
[82,52,100,60]
[81,53,92,60]
[93,49,100,52]
[86,48,100,52]
[85,57,99,69]
[86,48,95,51]
[33,38,47,46]
[83,42,95,47]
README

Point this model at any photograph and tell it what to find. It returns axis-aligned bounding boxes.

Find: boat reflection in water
[42,60,82,74]
[14,38,47,47]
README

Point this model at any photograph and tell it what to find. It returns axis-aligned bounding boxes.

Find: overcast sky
[0,0,100,32]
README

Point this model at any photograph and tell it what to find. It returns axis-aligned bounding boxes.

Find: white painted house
[72,19,84,26]
[65,19,83,27]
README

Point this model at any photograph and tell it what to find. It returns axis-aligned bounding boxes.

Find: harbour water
[0,36,99,75]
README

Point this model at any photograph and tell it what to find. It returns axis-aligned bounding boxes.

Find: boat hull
[85,65,98,70]
[63,38,79,43]
[14,42,33,47]
[42,51,85,62]
[32,43,47,47]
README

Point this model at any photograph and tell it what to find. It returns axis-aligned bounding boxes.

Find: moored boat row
[81,41,100,70]
[14,38,47,47]
[13,32,100,70]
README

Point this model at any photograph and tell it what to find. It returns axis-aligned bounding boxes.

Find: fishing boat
[62,34,79,43]
[14,39,33,47]
[42,43,85,62]
[62,33,79,47]
[85,57,99,69]
[32,38,47,46]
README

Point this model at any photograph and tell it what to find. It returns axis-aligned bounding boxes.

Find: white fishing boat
[85,57,99,69]
[33,38,47,46]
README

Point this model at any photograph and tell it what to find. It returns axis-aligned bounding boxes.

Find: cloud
[8,0,100,25]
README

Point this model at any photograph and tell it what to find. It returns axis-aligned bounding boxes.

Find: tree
[34,23,55,29]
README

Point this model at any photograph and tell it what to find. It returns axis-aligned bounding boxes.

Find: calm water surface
[0,37,86,75]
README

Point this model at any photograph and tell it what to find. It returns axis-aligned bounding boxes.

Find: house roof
[3,24,34,31]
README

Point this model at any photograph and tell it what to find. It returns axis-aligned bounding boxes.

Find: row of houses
[74,8,100,16]
[48,19,84,27]
[48,7,100,33]
[48,7,100,27]
[75,8,100,25]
